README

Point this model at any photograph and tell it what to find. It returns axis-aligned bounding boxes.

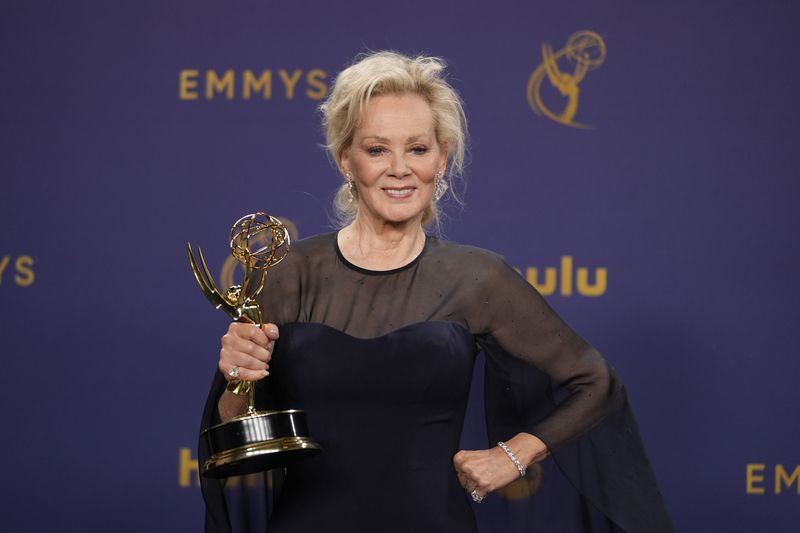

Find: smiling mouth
[382,187,416,198]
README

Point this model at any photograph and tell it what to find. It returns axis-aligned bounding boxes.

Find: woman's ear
[439,142,450,175]
[339,148,350,176]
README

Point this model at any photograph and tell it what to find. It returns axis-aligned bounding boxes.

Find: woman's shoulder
[291,231,336,252]
[291,231,336,249]
[265,231,335,278]
[284,231,336,261]
[426,236,508,269]
[426,237,528,293]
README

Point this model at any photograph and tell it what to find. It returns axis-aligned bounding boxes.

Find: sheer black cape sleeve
[482,338,673,532]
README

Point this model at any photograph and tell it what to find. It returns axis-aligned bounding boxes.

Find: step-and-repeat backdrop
[2,1,798,532]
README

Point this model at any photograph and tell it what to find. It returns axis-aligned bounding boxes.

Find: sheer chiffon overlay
[200,232,673,532]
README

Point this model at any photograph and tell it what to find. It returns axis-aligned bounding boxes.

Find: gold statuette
[188,213,320,478]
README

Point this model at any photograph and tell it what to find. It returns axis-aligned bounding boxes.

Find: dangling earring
[433,169,448,202]
[345,172,355,203]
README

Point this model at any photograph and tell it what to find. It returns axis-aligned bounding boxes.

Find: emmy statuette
[187,213,321,478]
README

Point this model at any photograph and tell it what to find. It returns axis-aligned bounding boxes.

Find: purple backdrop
[1,1,798,531]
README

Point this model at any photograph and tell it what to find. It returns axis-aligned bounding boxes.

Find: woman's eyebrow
[361,134,430,143]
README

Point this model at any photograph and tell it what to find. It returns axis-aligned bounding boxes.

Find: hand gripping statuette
[187,213,321,478]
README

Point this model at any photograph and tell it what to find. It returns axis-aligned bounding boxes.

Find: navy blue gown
[199,233,673,533]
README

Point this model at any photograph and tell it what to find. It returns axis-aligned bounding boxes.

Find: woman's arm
[453,250,623,498]
[475,253,623,451]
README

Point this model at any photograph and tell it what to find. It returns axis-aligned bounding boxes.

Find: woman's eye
[411,146,429,155]
[367,146,385,156]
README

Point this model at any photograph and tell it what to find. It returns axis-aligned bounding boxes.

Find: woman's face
[341,94,446,228]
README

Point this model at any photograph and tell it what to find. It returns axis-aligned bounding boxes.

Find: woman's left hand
[453,433,548,501]
[452,446,522,501]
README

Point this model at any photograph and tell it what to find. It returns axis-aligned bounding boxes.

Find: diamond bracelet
[497,441,527,478]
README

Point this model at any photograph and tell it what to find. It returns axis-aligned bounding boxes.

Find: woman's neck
[337,216,426,271]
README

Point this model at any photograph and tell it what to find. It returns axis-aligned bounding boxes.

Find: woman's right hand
[219,321,279,382]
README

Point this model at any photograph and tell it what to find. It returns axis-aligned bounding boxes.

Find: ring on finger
[228,366,240,379]
[471,489,484,503]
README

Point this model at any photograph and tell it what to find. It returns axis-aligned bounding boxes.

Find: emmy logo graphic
[527,30,607,128]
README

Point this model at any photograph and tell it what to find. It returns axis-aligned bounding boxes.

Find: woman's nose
[388,153,411,177]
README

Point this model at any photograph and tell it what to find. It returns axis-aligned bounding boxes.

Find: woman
[201,51,672,532]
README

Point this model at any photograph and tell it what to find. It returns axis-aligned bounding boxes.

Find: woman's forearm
[218,389,248,422]
[505,432,550,467]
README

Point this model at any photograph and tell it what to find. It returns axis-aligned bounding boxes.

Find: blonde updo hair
[320,51,468,228]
